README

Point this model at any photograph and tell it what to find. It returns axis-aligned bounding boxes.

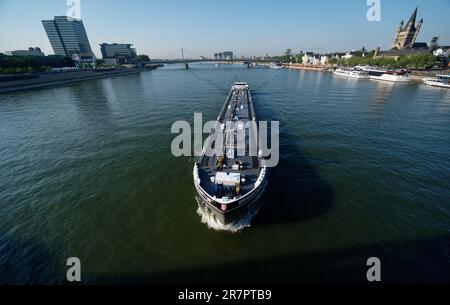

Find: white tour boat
[333,68,369,79]
[356,66,411,83]
[423,74,450,89]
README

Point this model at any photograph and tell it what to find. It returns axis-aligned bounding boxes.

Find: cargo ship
[193,82,267,226]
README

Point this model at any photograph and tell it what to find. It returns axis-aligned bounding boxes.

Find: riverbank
[284,63,328,71]
[285,63,449,79]
[0,67,152,94]
[409,69,450,81]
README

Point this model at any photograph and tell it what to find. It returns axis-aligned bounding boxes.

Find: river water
[1,63,449,284]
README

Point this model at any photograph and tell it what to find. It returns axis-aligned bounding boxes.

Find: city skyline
[1,0,450,58]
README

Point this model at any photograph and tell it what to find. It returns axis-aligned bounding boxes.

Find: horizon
[1,0,450,58]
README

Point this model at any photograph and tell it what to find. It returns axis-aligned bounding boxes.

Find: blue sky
[1,0,449,58]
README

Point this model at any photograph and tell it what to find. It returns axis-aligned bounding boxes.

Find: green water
[1,64,449,284]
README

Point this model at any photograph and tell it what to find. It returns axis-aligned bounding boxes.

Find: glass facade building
[42,16,94,58]
[100,43,137,64]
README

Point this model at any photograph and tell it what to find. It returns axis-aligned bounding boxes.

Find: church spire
[407,7,418,26]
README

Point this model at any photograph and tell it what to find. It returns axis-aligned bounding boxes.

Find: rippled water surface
[1,64,449,284]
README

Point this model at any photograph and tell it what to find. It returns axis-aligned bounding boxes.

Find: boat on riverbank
[423,74,450,89]
[333,68,369,79]
[193,82,267,228]
[356,66,411,83]
[269,63,284,69]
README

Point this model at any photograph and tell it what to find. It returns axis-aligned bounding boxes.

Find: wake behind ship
[193,82,267,227]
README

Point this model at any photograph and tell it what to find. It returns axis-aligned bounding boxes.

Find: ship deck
[198,156,260,198]
[196,83,262,201]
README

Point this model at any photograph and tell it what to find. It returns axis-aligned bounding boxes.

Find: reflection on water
[369,80,397,112]
[101,78,119,106]
[71,81,111,113]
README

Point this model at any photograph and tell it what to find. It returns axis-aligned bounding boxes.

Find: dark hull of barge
[194,176,267,225]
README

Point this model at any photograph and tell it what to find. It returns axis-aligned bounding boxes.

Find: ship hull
[195,177,267,225]
[369,74,411,82]
[333,70,368,79]
[423,79,450,89]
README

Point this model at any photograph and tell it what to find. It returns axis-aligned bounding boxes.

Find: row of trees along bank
[328,53,447,70]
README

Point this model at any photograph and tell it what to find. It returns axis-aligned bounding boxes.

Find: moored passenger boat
[333,68,369,79]
[356,66,411,82]
[269,63,283,69]
[423,74,450,89]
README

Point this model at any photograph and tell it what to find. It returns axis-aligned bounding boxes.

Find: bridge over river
[148,48,287,69]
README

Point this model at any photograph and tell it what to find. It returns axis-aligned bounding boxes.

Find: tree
[0,54,77,74]
[334,53,437,70]
[59,57,75,67]
[328,57,338,65]
[138,55,150,63]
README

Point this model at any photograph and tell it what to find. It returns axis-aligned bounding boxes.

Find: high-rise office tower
[42,16,94,58]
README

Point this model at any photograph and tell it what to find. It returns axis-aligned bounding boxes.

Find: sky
[1,0,450,58]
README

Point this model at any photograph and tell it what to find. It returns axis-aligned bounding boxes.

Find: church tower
[391,8,424,50]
